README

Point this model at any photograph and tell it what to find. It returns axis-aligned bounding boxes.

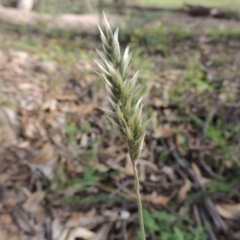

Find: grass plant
[95,13,149,240]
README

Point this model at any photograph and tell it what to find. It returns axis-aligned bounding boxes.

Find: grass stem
[133,160,146,240]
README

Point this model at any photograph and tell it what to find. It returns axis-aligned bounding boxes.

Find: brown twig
[189,145,217,151]
[193,204,201,226]
[168,140,227,238]
[198,101,222,179]
[103,3,180,13]
[199,207,218,240]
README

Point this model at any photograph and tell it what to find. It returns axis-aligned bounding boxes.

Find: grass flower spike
[95,15,148,163]
[95,13,149,240]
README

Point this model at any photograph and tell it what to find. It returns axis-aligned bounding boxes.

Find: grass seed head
[96,13,149,162]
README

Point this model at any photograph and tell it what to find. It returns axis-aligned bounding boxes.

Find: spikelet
[95,14,149,162]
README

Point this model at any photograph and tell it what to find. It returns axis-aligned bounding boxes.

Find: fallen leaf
[2,107,20,129]
[61,103,95,114]
[67,227,95,240]
[46,116,59,128]
[65,212,81,228]
[2,197,16,208]
[107,160,133,175]
[80,133,88,147]
[215,204,240,219]
[30,142,57,178]
[26,123,38,139]
[161,166,176,181]
[42,98,57,111]
[191,163,211,186]
[32,142,54,164]
[142,191,174,206]
[34,60,57,75]
[153,98,163,107]
[55,95,78,101]
[23,190,45,213]
[178,179,192,203]
[191,163,202,179]
[18,83,33,90]
[138,159,158,171]
[17,141,30,149]
[58,229,69,240]
[154,125,178,138]
[0,214,12,226]
[52,218,64,240]
[0,173,9,184]
[95,223,113,240]
[34,119,48,139]
[89,162,109,173]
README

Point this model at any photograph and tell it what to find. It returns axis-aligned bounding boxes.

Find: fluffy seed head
[95,14,149,162]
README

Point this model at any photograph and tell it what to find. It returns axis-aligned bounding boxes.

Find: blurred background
[1,0,240,13]
[0,1,240,240]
